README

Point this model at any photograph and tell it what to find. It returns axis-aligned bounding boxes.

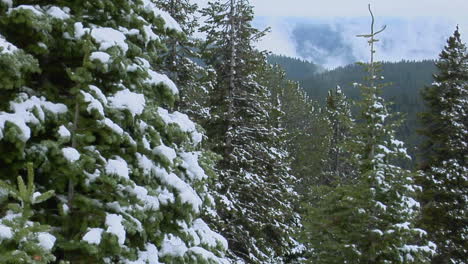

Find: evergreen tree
[275,56,437,166]
[0,1,227,262]
[302,6,435,263]
[323,85,355,185]
[154,0,214,124]
[418,27,468,264]
[263,64,330,206]
[0,163,55,263]
[200,1,298,262]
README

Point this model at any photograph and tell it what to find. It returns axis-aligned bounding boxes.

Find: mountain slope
[269,57,437,164]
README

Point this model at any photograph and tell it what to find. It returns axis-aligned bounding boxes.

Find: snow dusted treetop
[0,0,227,263]
[352,6,435,263]
[304,6,435,264]
[200,0,299,262]
[418,27,468,264]
[323,85,356,185]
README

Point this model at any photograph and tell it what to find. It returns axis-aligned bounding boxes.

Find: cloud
[339,17,461,64]
[255,16,467,69]
[251,0,468,19]
[192,0,468,68]
[254,17,300,58]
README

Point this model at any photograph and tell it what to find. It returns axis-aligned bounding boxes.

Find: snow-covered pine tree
[0,1,227,263]
[300,86,356,219]
[200,1,299,262]
[267,72,327,201]
[417,27,468,264]
[256,63,306,262]
[154,0,214,124]
[323,86,355,185]
[0,163,56,263]
[302,6,435,263]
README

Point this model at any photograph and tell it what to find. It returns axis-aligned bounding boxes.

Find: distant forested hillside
[268,57,437,162]
[267,54,323,80]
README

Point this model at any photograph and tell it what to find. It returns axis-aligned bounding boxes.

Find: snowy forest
[0,1,466,264]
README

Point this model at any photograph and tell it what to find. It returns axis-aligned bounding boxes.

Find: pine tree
[418,27,468,264]
[0,1,227,262]
[200,1,299,262]
[323,85,355,185]
[256,63,308,261]
[0,163,55,263]
[263,64,327,200]
[154,0,214,123]
[302,6,435,263]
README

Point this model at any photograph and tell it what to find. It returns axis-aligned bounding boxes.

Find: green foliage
[0,1,227,263]
[417,27,468,264]
[272,56,437,165]
[200,1,300,262]
[0,162,56,263]
[302,8,434,263]
[322,86,356,185]
[267,54,322,81]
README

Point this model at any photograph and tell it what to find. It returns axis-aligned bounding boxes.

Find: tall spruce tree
[154,0,214,124]
[323,86,355,185]
[261,64,327,198]
[200,1,298,262]
[418,27,468,264]
[0,1,228,263]
[302,6,435,263]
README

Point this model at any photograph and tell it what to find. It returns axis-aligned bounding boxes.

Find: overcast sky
[251,0,468,18]
[195,0,468,18]
[195,0,468,68]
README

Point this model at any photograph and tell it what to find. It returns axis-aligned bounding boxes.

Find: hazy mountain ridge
[268,55,437,162]
[257,17,459,68]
